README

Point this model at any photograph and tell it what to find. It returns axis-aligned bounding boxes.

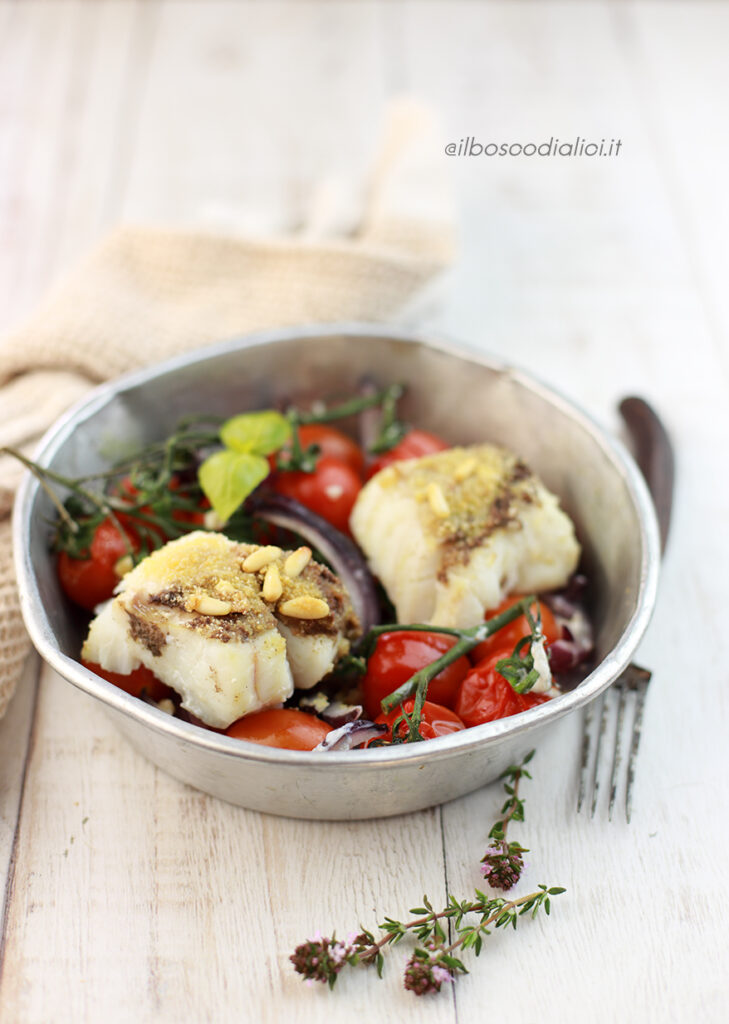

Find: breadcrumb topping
[117,532,360,652]
[389,445,538,570]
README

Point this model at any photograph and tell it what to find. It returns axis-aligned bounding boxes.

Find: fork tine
[590,694,610,818]
[607,681,628,821]
[577,701,595,814]
[625,671,651,823]
[578,664,653,821]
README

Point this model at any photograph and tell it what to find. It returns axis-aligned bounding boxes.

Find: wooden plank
[0,0,86,330]
[0,654,40,927]
[0,664,161,1021]
[122,0,388,229]
[0,0,146,338]
[0,666,454,1024]
[50,0,150,272]
[0,0,140,940]
[615,0,729,379]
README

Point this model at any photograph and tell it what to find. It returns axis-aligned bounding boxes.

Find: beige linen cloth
[0,99,455,718]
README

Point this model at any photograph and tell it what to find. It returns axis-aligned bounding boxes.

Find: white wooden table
[1,3,728,1021]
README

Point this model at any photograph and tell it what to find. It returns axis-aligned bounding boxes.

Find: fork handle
[619,397,675,556]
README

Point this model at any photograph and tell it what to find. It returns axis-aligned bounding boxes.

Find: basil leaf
[220,410,291,456]
[198,450,270,522]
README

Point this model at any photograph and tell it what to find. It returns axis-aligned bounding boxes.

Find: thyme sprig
[291,752,565,996]
[357,596,543,742]
[281,383,405,471]
[489,752,532,842]
[291,887,562,991]
[5,384,407,559]
[2,417,215,560]
[480,751,534,890]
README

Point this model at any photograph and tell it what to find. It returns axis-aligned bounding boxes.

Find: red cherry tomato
[270,456,362,534]
[57,518,139,611]
[470,596,560,664]
[82,660,173,702]
[276,424,365,476]
[225,708,332,750]
[361,631,471,717]
[168,474,209,528]
[375,698,465,742]
[367,429,450,478]
[455,649,548,728]
[120,474,207,532]
[171,507,207,528]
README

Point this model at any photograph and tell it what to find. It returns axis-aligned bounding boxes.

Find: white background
[1,2,727,1022]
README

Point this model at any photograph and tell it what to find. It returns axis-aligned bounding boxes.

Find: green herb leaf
[220,410,291,456]
[198,450,269,522]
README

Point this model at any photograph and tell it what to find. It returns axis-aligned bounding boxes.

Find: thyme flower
[480,840,525,891]
[289,932,365,989]
[403,948,456,995]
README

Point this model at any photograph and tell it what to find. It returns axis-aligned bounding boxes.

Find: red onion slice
[298,693,364,728]
[314,720,387,751]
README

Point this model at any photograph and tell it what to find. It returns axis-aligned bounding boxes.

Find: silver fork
[576,397,673,823]
[577,663,651,822]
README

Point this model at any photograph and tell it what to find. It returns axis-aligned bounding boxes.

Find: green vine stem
[283,383,406,471]
[290,883,566,992]
[356,596,541,741]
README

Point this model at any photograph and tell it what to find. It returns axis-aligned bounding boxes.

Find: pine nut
[185,594,232,616]
[279,595,330,619]
[114,554,134,579]
[157,699,176,715]
[426,482,450,518]
[283,546,311,578]
[242,546,283,572]
[454,456,478,482]
[262,563,283,602]
[203,510,226,531]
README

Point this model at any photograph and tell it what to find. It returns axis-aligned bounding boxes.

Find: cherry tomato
[375,699,465,742]
[171,507,207,528]
[361,631,471,717]
[57,518,139,611]
[454,649,548,728]
[225,708,332,750]
[82,660,173,702]
[470,596,560,664]
[168,474,209,528]
[367,429,450,478]
[276,424,365,476]
[270,456,362,534]
[121,474,207,532]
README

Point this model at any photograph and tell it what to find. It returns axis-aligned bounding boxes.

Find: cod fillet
[350,444,580,628]
[82,532,360,728]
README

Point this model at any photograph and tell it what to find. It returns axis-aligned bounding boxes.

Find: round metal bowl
[14,325,660,820]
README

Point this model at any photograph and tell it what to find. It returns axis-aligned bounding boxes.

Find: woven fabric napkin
[0,99,455,718]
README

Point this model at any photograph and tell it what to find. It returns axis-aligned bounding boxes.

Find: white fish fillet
[82,532,359,727]
[350,444,580,629]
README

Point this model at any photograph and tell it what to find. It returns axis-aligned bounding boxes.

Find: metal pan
[13,325,660,819]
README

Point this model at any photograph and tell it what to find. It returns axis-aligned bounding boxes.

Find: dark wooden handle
[619,396,675,555]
